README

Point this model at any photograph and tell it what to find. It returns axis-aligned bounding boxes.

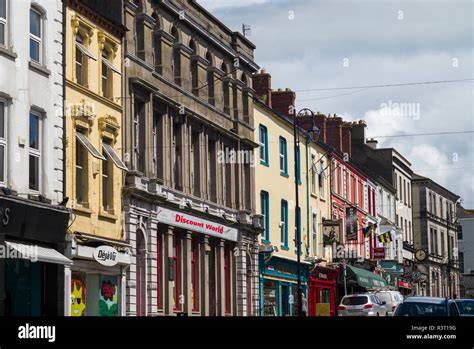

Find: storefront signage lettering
[345,207,358,241]
[93,246,119,267]
[0,207,10,226]
[156,207,238,242]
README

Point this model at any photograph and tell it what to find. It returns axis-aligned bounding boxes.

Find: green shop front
[259,256,309,316]
[337,264,389,303]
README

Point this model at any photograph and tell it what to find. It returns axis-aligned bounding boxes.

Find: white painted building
[0,0,64,202]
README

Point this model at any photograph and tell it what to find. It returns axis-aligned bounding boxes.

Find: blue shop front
[259,255,309,316]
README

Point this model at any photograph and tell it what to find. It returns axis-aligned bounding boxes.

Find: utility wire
[294,78,474,93]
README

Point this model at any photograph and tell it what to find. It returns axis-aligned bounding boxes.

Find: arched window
[206,51,215,105]
[189,39,199,96]
[136,229,147,316]
[221,63,230,114]
[171,26,181,85]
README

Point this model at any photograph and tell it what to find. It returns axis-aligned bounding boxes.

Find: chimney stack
[325,115,343,153]
[252,69,272,107]
[271,88,296,119]
[366,138,378,149]
[342,122,352,157]
[351,120,367,145]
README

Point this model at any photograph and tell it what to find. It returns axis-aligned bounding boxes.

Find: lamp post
[293,107,320,316]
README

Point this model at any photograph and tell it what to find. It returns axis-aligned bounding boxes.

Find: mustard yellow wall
[255,103,331,262]
[65,7,123,240]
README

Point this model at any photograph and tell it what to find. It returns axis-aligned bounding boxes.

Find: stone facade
[122,0,260,316]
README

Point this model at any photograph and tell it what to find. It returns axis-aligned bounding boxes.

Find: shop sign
[322,219,339,245]
[345,207,358,241]
[316,303,330,316]
[156,207,239,241]
[398,280,412,289]
[373,247,385,259]
[93,245,119,267]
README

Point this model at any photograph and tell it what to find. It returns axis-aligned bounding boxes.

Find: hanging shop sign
[345,207,358,241]
[156,207,239,242]
[373,247,386,259]
[93,245,119,267]
[322,219,340,245]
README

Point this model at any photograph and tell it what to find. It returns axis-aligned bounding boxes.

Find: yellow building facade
[254,101,331,316]
[64,0,129,317]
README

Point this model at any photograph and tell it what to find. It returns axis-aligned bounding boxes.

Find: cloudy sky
[199,0,474,206]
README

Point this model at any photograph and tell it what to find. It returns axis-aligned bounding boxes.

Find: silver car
[338,293,387,317]
[375,290,404,316]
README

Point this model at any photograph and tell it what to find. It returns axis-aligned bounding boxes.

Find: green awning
[342,265,389,289]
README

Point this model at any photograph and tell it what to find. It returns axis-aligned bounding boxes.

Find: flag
[378,231,392,244]
[363,223,377,238]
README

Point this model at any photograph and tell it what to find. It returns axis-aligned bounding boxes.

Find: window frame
[28,110,41,192]
[311,154,317,195]
[279,136,288,176]
[258,125,268,165]
[260,190,270,242]
[0,0,7,47]
[101,139,114,213]
[75,128,90,206]
[173,233,181,311]
[281,199,288,248]
[312,212,318,256]
[29,7,43,64]
[319,159,325,198]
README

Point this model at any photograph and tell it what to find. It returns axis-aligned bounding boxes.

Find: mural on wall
[99,276,118,316]
[71,277,86,316]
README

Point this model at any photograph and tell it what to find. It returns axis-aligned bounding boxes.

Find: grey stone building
[458,206,474,298]
[412,173,461,297]
[122,0,260,316]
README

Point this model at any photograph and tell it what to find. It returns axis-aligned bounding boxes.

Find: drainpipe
[61,0,66,203]
[305,138,310,257]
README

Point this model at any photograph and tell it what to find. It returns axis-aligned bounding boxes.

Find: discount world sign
[156,207,239,242]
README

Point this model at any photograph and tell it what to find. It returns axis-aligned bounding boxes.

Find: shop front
[0,195,71,316]
[65,234,131,316]
[259,256,309,316]
[309,266,338,316]
[337,264,389,304]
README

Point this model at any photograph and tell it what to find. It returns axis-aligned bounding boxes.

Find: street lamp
[293,107,320,316]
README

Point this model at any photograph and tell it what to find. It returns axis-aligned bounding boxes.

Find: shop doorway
[281,284,290,316]
[5,259,43,316]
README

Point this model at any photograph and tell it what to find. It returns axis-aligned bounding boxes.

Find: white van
[374,290,404,315]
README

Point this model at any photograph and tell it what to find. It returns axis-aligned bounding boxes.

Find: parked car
[375,290,404,316]
[393,297,460,317]
[338,293,387,317]
[454,299,474,316]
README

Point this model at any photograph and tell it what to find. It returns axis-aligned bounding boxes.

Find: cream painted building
[253,97,331,316]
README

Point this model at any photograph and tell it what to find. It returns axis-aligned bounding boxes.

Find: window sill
[280,245,289,251]
[73,205,93,216]
[280,172,289,178]
[29,61,51,77]
[261,239,271,245]
[260,160,269,167]
[0,46,17,61]
[99,211,118,221]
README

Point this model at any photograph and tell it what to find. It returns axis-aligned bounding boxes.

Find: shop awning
[342,265,388,289]
[5,241,73,266]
